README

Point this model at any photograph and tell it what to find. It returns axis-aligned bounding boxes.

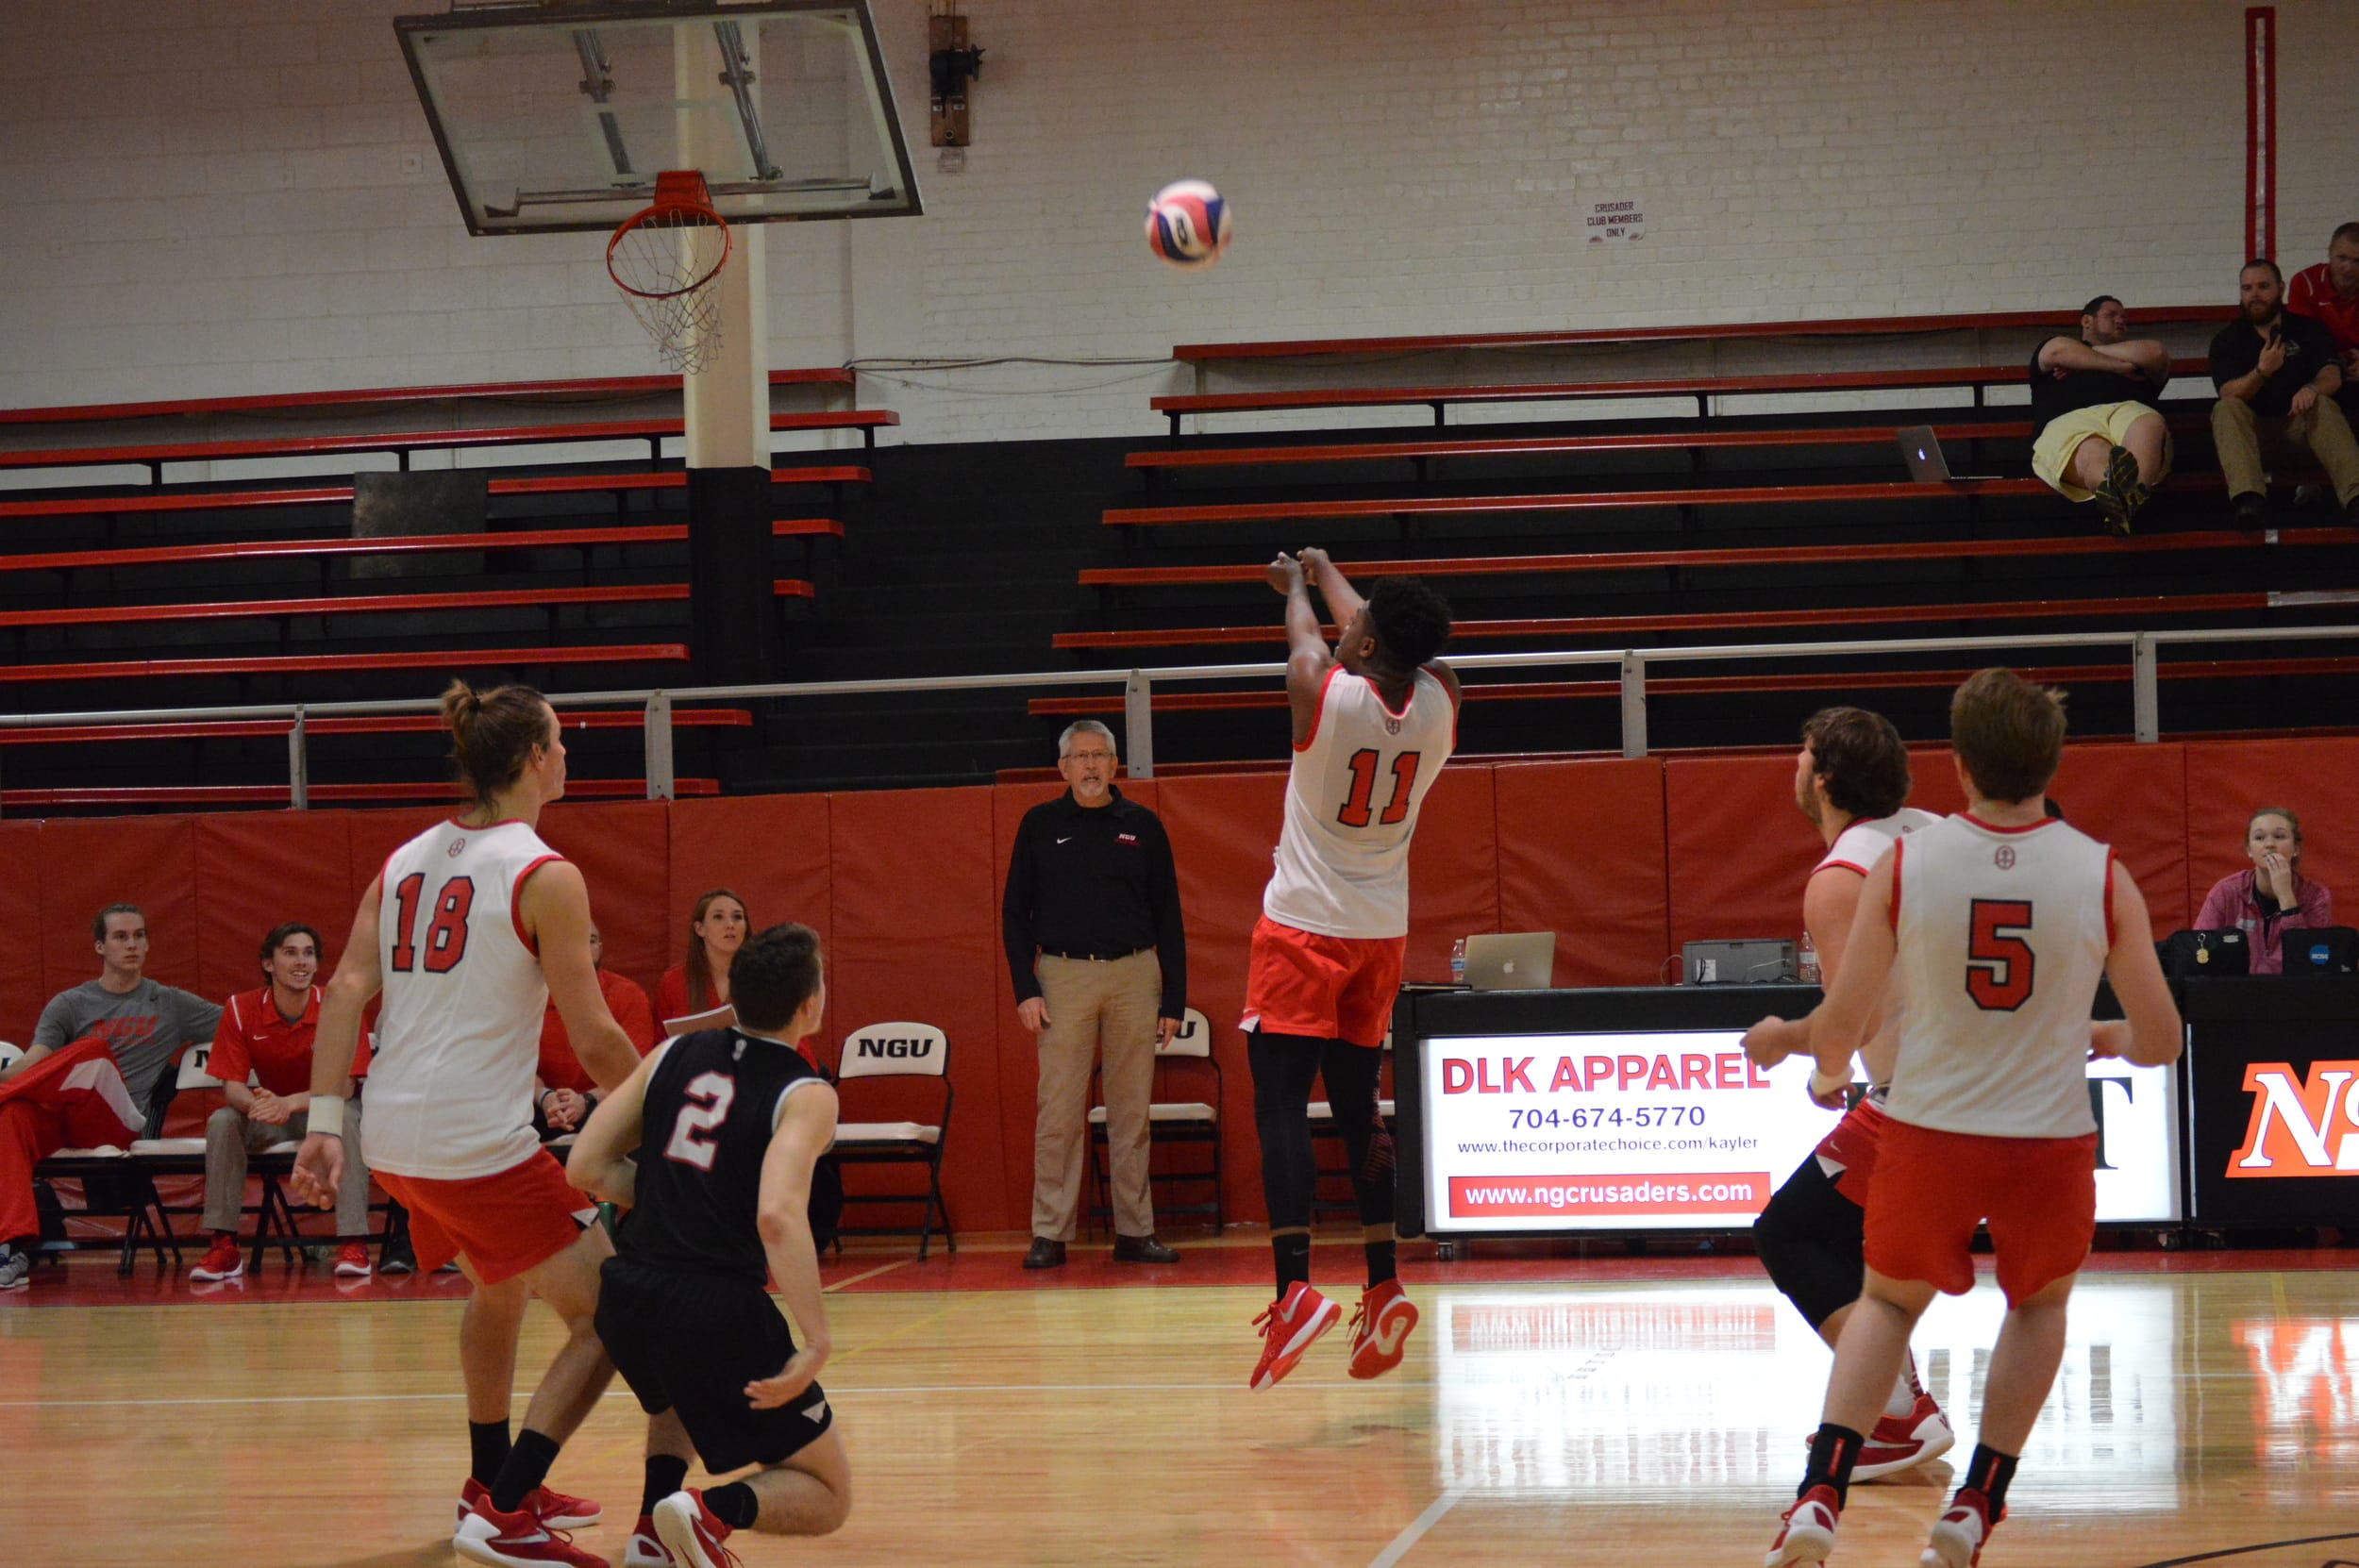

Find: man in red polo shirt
[533,926,659,1135]
[191,923,374,1282]
[2290,221,2359,420]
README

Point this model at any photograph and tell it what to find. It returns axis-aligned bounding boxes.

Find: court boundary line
[1365,1481,1470,1568]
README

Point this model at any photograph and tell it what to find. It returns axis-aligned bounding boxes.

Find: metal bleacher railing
[4,620,2356,810]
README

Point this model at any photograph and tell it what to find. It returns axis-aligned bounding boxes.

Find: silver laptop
[1464,932,1556,991]
[1897,424,1999,483]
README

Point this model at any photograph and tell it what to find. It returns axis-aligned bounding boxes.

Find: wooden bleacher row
[1149,359,2210,432]
[0,466,870,522]
[0,366,856,426]
[1028,656,2359,720]
[0,412,897,486]
[1167,305,2229,363]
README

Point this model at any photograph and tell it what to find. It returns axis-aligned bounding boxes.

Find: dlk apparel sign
[1417,1029,2179,1233]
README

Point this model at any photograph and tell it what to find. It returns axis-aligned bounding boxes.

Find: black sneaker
[378,1232,416,1276]
[2091,443,2140,535]
[2233,492,2269,527]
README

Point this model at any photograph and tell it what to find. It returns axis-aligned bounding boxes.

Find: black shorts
[595,1256,833,1474]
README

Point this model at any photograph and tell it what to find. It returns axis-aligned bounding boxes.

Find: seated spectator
[6,902,221,1105]
[0,1036,143,1291]
[190,923,374,1283]
[2210,259,2359,525]
[2196,807,2334,975]
[654,888,747,1029]
[2288,221,2359,420]
[535,925,659,1135]
[2031,294,2174,533]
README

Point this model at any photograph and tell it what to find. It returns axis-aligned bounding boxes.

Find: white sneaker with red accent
[1346,1277,1419,1380]
[621,1515,674,1568]
[457,1477,602,1532]
[1248,1281,1344,1392]
[190,1234,244,1282]
[652,1490,740,1568]
[452,1497,604,1568]
[1854,1393,1956,1481]
[1920,1487,2000,1567]
[1765,1483,1841,1567]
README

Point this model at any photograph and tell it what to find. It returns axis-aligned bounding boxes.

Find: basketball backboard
[395,0,923,236]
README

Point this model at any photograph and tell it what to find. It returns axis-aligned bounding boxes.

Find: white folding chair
[1089,1006,1224,1235]
[830,1022,956,1259]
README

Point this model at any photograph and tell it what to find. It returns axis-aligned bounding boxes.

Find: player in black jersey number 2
[567,923,848,1568]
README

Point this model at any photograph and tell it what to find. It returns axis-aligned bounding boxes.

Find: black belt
[1041,947,1150,962]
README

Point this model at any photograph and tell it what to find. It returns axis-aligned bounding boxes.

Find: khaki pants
[1031,951,1161,1242]
[203,1104,371,1238]
[2212,393,2359,508]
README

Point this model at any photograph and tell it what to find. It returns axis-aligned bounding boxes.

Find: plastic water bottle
[1450,937,1468,987]
[1797,931,1821,986]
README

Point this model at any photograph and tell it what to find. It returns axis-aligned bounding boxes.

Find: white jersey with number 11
[1263,665,1457,941]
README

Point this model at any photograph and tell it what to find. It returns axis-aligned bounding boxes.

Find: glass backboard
[396,1,923,236]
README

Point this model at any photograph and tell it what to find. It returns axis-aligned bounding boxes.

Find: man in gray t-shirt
[12,905,222,1110]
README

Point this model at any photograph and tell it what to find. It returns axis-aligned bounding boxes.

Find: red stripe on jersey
[510,854,564,954]
[1887,837,1905,934]
[1295,662,1345,754]
[2102,846,2118,949]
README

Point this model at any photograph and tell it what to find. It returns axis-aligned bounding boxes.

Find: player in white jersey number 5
[1745,671,2181,1568]
[293,682,644,1568]
[1244,548,1458,1393]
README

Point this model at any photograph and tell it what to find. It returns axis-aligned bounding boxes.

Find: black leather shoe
[1022,1237,1066,1270]
[1112,1234,1180,1264]
[2232,492,2268,527]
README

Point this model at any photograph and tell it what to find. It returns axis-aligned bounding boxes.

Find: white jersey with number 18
[364,817,564,1180]
[1262,664,1457,941]
[1885,812,2115,1141]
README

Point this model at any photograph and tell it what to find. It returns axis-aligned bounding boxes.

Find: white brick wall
[0,0,2351,444]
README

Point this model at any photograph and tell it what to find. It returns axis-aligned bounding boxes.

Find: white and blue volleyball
[1145,179,1231,269]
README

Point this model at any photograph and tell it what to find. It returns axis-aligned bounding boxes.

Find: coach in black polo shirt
[2211,257,2359,525]
[1003,720,1186,1270]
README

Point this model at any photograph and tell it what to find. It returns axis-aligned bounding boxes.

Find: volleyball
[1145,179,1231,269]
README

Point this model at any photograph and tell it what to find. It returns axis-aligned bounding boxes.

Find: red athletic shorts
[376,1149,593,1286]
[1815,1093,1891,1199]
[1241,914,1404,1048]
[1863,1120,2099,1308]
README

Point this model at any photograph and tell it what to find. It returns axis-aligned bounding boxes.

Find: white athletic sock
[1884,1353,1925,1418]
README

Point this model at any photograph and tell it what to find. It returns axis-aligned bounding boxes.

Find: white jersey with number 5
[365,818,565,1180]
[1885,812,2115,1141]
[1263,664,1457,940]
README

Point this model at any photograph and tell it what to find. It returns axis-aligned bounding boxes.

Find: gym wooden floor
[5,1237,2356,1568]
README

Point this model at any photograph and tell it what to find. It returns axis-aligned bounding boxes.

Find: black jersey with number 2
[619,1026,835,1284]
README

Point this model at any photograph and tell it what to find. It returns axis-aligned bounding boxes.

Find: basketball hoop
[608,171,731,373]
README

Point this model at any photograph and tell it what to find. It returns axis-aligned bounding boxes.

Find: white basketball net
[610,208,728,374]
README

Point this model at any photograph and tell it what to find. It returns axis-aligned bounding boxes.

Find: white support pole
[1125,671,1155,779]
[644,691,676,800]
[2132,633,2159,743]
[1619,653,1648,759]
[288,706,310,809]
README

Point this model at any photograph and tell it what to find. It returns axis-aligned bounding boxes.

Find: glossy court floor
[4,1235,2354,1568]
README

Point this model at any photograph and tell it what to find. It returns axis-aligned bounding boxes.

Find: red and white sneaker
[332,1243,373,1278]
[457,1477,602,1531]
[190,1234,244,1282]
[452,1497,604,1568]
[652,1490,740,1568]
[1765,1483,1841,1567]
[1920,1487,2000,1567]
[1855,1393,1956,1481]
[621,1516,674,1568]
[1346,1278,1419,1380]
[1249,1281,1344,1392]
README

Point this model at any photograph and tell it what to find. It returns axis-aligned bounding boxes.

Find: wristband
[309,1094,346,1139]
[1807,1067,1852,1103]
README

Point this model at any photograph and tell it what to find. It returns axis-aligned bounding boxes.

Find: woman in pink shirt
[2195,807,2334,974]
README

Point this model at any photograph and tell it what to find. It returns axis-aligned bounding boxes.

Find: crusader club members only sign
[1419,1029,2180,1232]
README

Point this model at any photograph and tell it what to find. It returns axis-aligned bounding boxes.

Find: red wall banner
[4,737,2353,1232]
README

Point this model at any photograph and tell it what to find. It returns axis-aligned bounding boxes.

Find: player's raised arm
[1268,551,1334,748]
[566,1043,661,1209]
[747,1082,842,1409]
[2094,859,2183,1067]
[524,859,641,1093]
